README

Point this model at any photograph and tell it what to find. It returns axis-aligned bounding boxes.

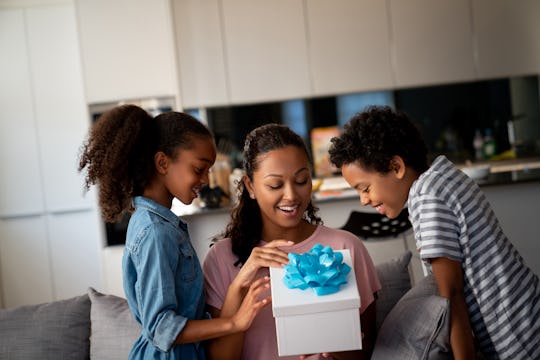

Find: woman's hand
[233,240,292,289]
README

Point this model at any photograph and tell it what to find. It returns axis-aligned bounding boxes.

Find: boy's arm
[431,257,476,360]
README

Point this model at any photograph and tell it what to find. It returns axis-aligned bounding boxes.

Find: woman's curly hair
[329,105,428,174]
[78,104,212,222]
[221,123,322,266]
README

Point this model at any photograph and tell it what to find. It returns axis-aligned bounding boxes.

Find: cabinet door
[76,0,177,103]
[221,0,311,103]
[306,0,393,96]
[0,9,45,217]
[47,209,103,300]
[473,0,540,79]
[26,5,94,212]
[172,0,228,108]
[0,216,54,307]
[389,0,476,87]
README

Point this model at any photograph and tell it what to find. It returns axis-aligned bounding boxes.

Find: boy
[328,106,539,359]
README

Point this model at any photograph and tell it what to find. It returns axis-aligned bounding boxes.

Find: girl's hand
[299,353,330,359]
[233,240,292,289]
[231,276,272,331]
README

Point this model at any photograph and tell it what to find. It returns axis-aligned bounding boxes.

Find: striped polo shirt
[408,155,540,359]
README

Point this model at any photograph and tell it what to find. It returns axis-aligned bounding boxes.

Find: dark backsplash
[189,75,540,166]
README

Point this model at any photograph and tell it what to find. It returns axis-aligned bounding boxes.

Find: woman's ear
[242,175,256,199]
[154,152,169,175]
[390,156,406,179]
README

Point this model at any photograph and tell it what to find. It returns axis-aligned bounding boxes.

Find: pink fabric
[203,225,381,360]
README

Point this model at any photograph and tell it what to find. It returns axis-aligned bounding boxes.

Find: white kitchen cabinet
[172,0,228,109]
[221,0,311,104]
[0,216,54,308]
[25,5,93,212]
[0,9,45,217]
[306,0,393,96]
[47,209,103,300]
[0,5,91,216]
[0,3,104,307]
[472,0,540,79]
[389,0,476,88]
[75,0,178,104]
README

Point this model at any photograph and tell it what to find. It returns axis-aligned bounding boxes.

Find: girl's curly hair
[221,123,322,266]
[78,104,212,222]
[329,106,428,174]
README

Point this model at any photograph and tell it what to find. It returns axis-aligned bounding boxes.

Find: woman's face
[164,136,216,205]
[245,145,312,231]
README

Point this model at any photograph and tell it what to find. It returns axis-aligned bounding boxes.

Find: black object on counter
[341,208,412,239]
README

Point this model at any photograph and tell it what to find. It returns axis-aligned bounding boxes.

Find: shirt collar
[132,196,187,231]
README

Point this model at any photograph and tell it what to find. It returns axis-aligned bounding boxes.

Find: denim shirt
[123,196,206,359]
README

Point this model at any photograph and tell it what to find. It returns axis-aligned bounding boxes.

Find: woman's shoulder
[317,225,361,241]
[204,237,235,262]
[311,225,364,250]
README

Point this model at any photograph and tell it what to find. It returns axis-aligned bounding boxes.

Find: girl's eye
[268,184,282,190]
[362,186,370,194]
[296,179,308,185]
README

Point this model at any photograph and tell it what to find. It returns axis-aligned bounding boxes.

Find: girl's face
[164,136,216,205]
[244,145,312,232]
[341,157,410,219]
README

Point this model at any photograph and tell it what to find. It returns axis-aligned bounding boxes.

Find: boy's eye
[296,179,308,185]
[362,186,370,194]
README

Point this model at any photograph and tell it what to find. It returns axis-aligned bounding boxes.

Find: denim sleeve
[134,224,188,352]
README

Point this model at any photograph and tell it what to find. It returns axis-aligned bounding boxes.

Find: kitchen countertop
[172,156,540,216]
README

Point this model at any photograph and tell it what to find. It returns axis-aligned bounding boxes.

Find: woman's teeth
[278,205,297,212]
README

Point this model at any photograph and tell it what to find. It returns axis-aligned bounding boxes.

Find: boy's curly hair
[329,106,428,174]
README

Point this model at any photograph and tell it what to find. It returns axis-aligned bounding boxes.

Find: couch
[0,251,450,359]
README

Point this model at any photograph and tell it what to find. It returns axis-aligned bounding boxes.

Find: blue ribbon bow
[282,244,351,296]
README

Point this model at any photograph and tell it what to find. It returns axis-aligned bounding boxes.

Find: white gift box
[269,249,361,356]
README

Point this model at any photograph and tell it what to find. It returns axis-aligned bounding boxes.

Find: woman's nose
[283,183,298,200]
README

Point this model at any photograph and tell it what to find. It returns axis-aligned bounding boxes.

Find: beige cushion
[374,250,412,329]
[88,287,140,360]
[372,275,451,360]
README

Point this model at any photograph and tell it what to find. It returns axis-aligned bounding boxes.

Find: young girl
[328,105,540,359]
[203,124,381,360]
[79,104,270,359]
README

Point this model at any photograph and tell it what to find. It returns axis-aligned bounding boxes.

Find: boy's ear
[155,152,169,174]
[390,156,406,179]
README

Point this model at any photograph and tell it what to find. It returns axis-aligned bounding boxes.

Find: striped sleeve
[410,193,462,262]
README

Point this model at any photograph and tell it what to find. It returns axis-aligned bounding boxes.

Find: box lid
[270,249,360,317]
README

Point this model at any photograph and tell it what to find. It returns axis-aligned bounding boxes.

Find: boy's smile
[341,157,414,219]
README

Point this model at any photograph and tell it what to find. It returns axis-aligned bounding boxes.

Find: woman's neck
[260,221,317,244]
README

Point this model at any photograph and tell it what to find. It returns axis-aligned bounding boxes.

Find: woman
[203,124,381,360]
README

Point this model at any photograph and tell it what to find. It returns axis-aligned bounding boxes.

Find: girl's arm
[205,281,247,360]
[175,276,270,345]
[431,257,476,360]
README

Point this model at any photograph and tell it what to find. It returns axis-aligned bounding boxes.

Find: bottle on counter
[473,129,484,161]
[483,128,497,159]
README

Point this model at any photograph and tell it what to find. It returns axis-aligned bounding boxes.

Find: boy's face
[341,158,410,219]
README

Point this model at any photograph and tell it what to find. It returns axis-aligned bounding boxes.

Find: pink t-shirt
[203,225,381,360]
